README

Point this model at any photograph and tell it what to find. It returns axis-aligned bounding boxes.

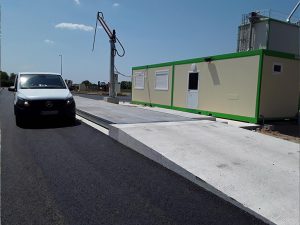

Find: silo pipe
[286,1,300,23]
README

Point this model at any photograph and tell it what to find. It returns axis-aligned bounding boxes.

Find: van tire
[66,116,76,125]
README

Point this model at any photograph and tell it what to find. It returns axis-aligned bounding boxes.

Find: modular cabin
[132,50,299,123]
[131,12,300,124]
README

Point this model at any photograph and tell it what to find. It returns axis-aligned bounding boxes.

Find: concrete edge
[132,105,217,121]
[76,109,114,130]
[109,125,276,225]
[76,115,109,135]
[73,92,131,98]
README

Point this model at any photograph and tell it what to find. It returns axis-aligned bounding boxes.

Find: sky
[1,0,299,84]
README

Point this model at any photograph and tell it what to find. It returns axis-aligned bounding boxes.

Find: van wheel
[66,116,76,125]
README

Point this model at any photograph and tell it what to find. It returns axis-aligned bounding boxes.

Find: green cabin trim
[170,65,175,107]
[263,50,298,60]
[132,50,263,71]
[132,50,297,71]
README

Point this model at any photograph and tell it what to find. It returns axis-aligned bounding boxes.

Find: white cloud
[55,23,93,32]
[113,3,120,7]
[74,0,80,5]
[44,39,54,44]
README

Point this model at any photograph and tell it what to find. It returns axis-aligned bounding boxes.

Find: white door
[187,72,199,109]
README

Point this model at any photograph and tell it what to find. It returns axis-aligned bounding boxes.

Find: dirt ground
[256,120,300,144]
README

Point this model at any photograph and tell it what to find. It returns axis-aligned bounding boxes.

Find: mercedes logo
[45,101,53,108]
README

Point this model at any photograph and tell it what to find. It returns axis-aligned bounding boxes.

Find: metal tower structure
[93,12,125,104]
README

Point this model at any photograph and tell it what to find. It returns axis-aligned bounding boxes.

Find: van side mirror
[8,86,16,92]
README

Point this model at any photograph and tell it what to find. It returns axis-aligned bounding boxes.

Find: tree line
[81,80,132,90]
[0,71,132,90]
[0,71,17,87]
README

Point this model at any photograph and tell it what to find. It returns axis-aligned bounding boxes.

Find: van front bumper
[14,99,76,119]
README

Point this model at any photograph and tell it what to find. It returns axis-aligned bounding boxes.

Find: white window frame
[133,72,145,90]
[272,63,283,75]
[155,70,169,91]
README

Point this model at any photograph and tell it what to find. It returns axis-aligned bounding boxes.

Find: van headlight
[66,97,74,105]
[16,97,30,107]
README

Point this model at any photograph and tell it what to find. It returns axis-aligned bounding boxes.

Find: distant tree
[120,81,132,90]
[9,73,17,83]
[0,71,9,80]
[97,81,108,91]
[0,71,10,87]
[81,80,92,86]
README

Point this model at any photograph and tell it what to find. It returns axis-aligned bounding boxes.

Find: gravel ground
[257,120,300,144]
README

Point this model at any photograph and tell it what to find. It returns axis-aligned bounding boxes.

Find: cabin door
[187,72,199,109]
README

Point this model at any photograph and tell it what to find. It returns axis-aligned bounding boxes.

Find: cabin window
[155,70,169,90]
[134,72,145,89]
[273,63,283,74]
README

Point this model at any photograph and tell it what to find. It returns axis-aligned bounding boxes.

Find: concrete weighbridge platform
[75,96,299,225]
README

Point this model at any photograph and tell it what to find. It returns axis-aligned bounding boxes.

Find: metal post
[109,39,115,98]
[94,12,121,104]
[59,54,63,75]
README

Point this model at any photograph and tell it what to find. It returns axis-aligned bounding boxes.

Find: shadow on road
[17,118,81,129]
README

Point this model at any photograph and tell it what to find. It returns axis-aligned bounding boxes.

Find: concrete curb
[109,125,276,225]
[74,92,131,98]
[76,109,114,129]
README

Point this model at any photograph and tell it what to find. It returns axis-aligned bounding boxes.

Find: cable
[115,37,125,57]
[93,12,126,58]
[92,15,98,52]
[114,65,131,78]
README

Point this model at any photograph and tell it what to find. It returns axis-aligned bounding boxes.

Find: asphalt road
[0,90,268,225]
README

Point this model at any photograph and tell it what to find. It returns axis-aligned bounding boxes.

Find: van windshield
[20,74,66,89]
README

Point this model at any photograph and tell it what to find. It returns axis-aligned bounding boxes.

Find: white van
[8,72,76,126]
